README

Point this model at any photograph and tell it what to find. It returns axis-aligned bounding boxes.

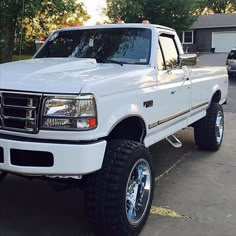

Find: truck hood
[0,58,149,94]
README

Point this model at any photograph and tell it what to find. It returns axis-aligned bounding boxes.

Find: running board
[166,135,182,148]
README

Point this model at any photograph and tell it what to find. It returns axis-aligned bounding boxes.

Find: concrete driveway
[0,53,235,236]
[197,53,228,66]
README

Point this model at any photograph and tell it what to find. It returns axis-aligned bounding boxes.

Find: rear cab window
[227,50,236,60]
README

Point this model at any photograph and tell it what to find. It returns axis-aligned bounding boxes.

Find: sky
[80,0,107,25]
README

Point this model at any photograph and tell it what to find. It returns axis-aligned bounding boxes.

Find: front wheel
[194,102,224,151]
[0,171,6,183]
[85,139,155,236]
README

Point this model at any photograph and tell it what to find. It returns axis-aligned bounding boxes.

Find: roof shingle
[191,13,236,29]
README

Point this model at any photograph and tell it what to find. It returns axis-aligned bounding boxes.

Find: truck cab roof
[57,23,175,33]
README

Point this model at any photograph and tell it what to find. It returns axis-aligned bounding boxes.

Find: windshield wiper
[95,58,124,66]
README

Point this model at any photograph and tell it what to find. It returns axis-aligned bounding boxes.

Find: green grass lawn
[12,54,33,61]
[0,55,33,64]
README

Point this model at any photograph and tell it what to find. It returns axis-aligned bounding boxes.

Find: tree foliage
[143,0,197,31]
[196,0,236,14]
[106,0,144,23]
[106,0,198,32]
[0,0,89,63]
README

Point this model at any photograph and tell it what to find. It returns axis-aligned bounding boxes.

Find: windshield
[227,50,236,60]
[35,28,152,65]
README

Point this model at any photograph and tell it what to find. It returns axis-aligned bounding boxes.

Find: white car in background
[226,47,236,78]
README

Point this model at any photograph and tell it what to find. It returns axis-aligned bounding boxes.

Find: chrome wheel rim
[125,159,151,225]
[216,111,224,145]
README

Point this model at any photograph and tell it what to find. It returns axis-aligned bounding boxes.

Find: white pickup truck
[0,23,228,235]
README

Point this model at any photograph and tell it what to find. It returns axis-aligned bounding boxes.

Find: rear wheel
[194,102,224,151]
[85,139,154,236]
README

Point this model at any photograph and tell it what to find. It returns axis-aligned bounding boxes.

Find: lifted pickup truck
[0,23,228,235]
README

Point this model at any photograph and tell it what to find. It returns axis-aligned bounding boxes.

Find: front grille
[0,92,41,133]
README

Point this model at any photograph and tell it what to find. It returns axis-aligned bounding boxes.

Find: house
[180,13,236,53]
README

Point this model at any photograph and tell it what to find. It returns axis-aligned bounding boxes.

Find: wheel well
[107,117,146,143]
[211,90,221,103]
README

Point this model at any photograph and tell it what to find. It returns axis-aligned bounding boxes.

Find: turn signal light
[88,118,97,128]
[226,59,229,65]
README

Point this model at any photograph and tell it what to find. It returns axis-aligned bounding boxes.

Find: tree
[105,0,198,32]
[106,0,144,23]
[143,0,197,31]
[0,0,88,63]
[195,0,236,14]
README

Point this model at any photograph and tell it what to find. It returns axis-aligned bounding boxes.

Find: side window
[157,44,165,70]
[159,35,179,70]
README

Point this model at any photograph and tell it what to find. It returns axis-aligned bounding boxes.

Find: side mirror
[179,54,197,66]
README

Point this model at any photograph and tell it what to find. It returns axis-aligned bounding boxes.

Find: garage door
[212,31,236,53]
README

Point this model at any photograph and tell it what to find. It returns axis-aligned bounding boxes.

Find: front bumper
[0,136,106,176]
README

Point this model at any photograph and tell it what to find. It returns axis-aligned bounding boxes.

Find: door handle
[171,90,176,94]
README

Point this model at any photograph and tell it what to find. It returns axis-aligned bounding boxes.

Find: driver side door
[152,33,191,137]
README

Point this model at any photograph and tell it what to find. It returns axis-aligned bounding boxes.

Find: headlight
[41,95,97,130]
